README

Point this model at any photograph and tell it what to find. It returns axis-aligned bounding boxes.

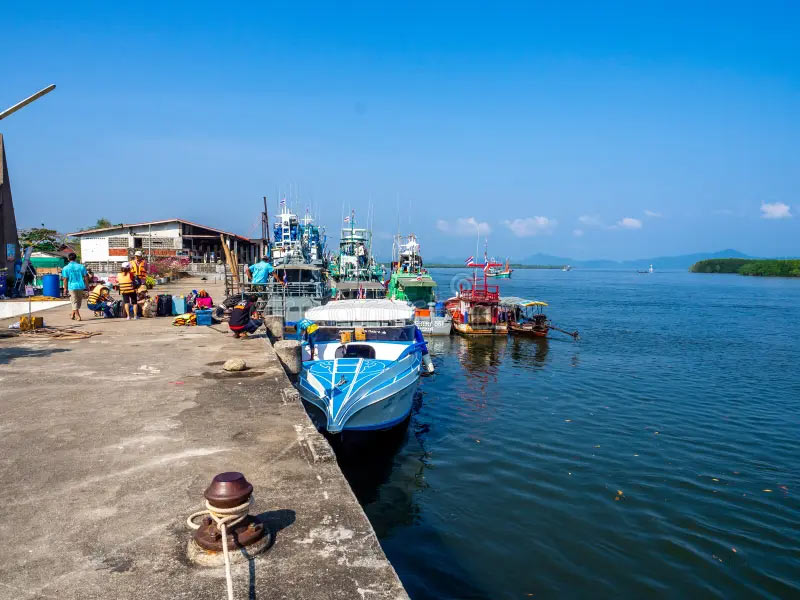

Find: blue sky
[3,2,798,260]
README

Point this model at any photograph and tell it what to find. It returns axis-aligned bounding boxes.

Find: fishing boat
[486,259,513,279]
[297,300,430,433]
[637,264,654,274]
[501,296,579,340]
[501,297,550,337]
[387,234,452,336]
[329,213,384,284]
[448,257,508,335]
[562,264,572,272]
[250,203,330,324]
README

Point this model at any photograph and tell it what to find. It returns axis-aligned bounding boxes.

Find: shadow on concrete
[0,345,71,365]
[246,509,296,599]
[254,508,296,550]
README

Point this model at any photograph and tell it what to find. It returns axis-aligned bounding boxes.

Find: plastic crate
[195,309,212,326]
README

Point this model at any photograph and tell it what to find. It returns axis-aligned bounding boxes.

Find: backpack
[111,300,123,318]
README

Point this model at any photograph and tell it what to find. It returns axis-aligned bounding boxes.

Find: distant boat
[637,264,654,274]
[486,258,513,279]
[562,264,572,272]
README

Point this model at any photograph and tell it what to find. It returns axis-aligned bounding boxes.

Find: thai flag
[483,262,490,273]
[344,215,351,223]
[465,256,474,265]
[280,197,286,209]
[358,284,365,299]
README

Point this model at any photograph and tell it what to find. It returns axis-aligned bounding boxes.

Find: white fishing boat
[297,300,432,433]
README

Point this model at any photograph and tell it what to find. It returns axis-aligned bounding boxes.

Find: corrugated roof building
[68,219,263,274]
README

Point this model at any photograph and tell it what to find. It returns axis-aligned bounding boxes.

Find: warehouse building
[68,219,262,275]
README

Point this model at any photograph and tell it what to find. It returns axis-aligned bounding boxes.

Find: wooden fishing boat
[449,259,508,335]
[500,296,580,340]
[501,297,550,337]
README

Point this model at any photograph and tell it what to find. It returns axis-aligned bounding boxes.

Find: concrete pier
[0,278,408,600]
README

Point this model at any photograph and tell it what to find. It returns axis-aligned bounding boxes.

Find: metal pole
[0,85,56,121]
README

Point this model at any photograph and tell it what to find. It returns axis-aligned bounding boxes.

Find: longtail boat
[500,296,579,340]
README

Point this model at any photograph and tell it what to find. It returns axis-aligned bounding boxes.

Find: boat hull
[414,313,452,336]
[452,322,508,335]
[299,369,420,432]
[301,378,418,432]
[508,325,548,338]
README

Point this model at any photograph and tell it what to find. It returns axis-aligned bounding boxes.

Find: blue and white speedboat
[297,299,431,433]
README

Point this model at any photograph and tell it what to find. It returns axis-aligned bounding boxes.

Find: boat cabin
[302,299,417,361]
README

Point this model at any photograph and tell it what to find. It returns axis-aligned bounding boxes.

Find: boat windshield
[313,325,416,343]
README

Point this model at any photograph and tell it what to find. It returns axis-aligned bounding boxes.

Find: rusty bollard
[187,472,270,566]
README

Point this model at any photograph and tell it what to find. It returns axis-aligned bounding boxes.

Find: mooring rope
[187,497,253,600]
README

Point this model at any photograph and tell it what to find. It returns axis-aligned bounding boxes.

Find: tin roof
[67,219,252,242]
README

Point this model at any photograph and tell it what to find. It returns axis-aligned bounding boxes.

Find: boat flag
[343,215,351,223]
[280,197,286,209]
[465,256,474,265]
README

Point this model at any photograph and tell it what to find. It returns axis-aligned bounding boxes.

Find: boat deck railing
[459,283,500,302]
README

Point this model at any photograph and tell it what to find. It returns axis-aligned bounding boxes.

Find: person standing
[116,262,137,320]
[131,251,148,286]
[248,256,275,288]
[61,252,89,321]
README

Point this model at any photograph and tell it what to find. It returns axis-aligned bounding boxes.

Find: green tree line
[690,258,800,277]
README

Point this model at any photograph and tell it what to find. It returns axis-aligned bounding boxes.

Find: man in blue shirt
[248,256,275,287]
[61,252,89,321]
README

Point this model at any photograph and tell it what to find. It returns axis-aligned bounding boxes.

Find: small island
[690,258,800,277]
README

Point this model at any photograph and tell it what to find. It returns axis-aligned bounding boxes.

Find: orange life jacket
[117,273,135,294]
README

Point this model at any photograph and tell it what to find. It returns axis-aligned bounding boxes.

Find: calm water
[335,268,800,599]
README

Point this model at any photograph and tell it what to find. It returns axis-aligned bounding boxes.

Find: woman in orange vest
[116,262,137,320]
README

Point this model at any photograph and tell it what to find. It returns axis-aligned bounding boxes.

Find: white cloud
[502,216,556,237]
[760,202,792,219]
[644,210,662,218]
[616,217,642,229]
[578,215,603,227]
[572,229,584,237]
[436,217,492,236]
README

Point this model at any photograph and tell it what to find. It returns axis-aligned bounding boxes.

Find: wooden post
[220,234,239,291]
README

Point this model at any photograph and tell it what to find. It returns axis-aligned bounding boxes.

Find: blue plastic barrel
[435,301,446,317]
[43,274,60,298]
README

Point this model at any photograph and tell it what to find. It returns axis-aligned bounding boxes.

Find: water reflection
[333,389,430,537]
[509,336,550,366]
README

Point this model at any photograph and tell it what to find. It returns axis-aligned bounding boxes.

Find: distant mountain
[425,249,754,270]
[522,249,752,270]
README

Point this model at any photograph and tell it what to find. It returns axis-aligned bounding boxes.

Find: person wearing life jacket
[228,295,262,338]
[87,283,114,318]
[116,263,137,320]
[131,251,148,286]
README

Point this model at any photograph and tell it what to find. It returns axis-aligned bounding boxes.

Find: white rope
[187,497,253,600]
